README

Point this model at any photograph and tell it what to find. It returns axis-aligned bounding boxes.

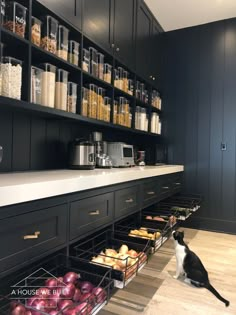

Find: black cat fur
[172,230,230,307]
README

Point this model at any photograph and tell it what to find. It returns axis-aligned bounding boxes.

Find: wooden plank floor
[100,228,236,315]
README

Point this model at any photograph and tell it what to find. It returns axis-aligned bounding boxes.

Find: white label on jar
[73,49,78,55]
[15,15,26,25]
[61,43,68,50]
[50,32,56,39]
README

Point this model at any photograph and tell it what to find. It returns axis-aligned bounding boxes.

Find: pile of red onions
[10,271,107,315]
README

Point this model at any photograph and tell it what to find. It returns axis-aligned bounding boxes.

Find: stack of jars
[136,81,148,103]
[81,84,111,122]
[113,97,132,128]
[135,107,149,132]
[82,46,112,84]
[152,90,162,110]
[151,112,162,134]
[31,63,77,113]
[114,67,133,95]
[3,1,27,38]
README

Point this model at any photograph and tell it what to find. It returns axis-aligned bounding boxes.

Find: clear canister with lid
[89,47,98,77]
[114,68,119,88]
[104,97,111,122]
[140,83,145,102]
[81,87,88,117]
[97,53,104,80]
[140,107,147,131]
[68,40,79,66]
[31,16,41,46]
[31,66,43,104]
[1,0,6,25]
[135,106,141,130]
[4,1,27,38]
[1,56,22,99]
[117,67,124,90]
[67,82,77,113]
[104,63,112,84]
[88,83,97,119]
[128,79,133,96]
[57,25,69,61]
[113,100,118,124]
[97,87,104,120]
[41,15,58,54]
[55,68,68,111]
[136,80,141,100]
[82,48,90,73]
[40,63,56,107]
[123,70,128,93]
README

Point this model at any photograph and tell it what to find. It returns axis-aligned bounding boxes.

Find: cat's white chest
[174,243,186,277]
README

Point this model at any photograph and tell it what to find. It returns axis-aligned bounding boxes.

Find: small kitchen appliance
[68,138,95,170]
[92,131,112,168]
[136,150,146,166]
[107,142,135,167]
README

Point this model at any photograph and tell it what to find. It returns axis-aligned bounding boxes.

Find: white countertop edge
[0,165,184,207]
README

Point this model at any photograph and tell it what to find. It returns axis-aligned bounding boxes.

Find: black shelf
[114,87,134,101]
[0,26,29,46]
[135,98,149,108]
[151,106,162,114]
[82,70,113,89]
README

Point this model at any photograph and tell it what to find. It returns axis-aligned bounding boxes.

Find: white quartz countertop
[0,165,184,207]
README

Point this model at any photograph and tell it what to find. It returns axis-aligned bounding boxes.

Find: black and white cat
[172,230,230,307]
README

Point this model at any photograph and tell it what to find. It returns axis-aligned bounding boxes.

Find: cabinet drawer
[70,192,114,240]
[115,185,140,219]
[171,173,183,193]
[142,180,159,207]
[0,204,67,274]
[159,175,172,200]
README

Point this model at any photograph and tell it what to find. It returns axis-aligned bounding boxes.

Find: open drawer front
[74,230,151,289]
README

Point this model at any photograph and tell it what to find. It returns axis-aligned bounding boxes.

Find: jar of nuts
[68,40,79,66]
[31,16,41,46]
[41,15,58,54]
[67,81,77,113]
[4,1,27,38]
[57,25,69,61]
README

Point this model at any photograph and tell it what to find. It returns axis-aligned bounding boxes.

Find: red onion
[26,296,37,307]
[24,311,32,315]
[11,304,26,315]
[92,287,107,304]
[31,299,48,315]
[45,278,58,288]
[61,283,76,299]
[73,288,82,302]
[57,277,65,286]
[80,281,95,294]
[63,272,79,285]
[58,299,73,311]
[10,301,18,310]
[48,311,58,315]
[79,293,96,307]
[49,288,61,306]
[63,303,88,315]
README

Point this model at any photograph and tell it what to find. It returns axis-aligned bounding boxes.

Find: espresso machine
[92,132,112,168]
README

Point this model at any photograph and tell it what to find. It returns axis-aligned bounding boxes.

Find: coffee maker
[92,132,112,168]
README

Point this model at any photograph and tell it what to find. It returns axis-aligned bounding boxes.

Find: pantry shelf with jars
[0,0,163,138]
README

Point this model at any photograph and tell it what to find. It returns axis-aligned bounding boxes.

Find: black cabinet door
[136,0,153,81]
[113,0,136,69]
[37,0,81,30]
[83,0,112,52]
[150,19,162,88]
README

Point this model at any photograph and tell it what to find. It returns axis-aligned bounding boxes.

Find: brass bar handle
[147,191,155,195]
[89,210,100,216]
[174,182,181,185]
[125,198,134,203]
[162,186,169,189]
[23,231,40,240]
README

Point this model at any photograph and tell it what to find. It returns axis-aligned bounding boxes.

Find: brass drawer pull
[23,231,40,240]
[125,198,134,203]
[89,210,100,216]
[147,191,155,195]
[162,186,169,189]
[174,182,181,185]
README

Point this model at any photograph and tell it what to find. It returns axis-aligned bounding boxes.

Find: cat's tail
[205,282,230,307]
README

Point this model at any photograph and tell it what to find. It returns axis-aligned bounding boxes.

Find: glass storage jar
[4,1,27,38]
[97,87,104,120]
[128,79,134,96]
[81,87,88,117]
[55,68,68,111]
[67,81,77,113]
[41,15,58,54]
[117,67,124,90]
[31,16,41,46]
[136,81,141,100]
[104,63,112,84]
[88,84,97,119]
[104,97,111,122]
[113,100,118,124]
[40,63,56,107]
[140,83,145,102]
[1,56,22,99]
[57,25,69,61]
[31,66,43,104]
[123,70,128,93]
[82,48,90,72]
[89,47,98,77]
[68,40,79,66]
[1,0,6,25]
[97,53,104,80]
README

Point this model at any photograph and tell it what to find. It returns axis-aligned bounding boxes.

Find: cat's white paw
[173,275,179,279]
